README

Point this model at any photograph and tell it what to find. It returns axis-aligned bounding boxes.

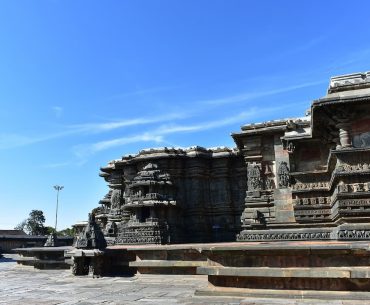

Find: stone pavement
[1,254,370,305]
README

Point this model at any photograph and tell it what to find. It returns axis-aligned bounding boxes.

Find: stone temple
[62,71,370,296]
[85,71,370,246]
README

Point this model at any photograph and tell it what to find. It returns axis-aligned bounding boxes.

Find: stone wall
[0,236,73,253]
[95,146,246,244]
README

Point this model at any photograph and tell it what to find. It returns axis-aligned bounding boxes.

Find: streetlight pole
[54,185,64,232]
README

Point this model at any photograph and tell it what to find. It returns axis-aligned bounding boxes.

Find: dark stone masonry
[79,71,370,247]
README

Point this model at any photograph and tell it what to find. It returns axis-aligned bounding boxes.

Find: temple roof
[327,71,370,94]
[0,230,27,236]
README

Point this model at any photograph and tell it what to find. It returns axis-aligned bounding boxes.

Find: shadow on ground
[0,254,16,263]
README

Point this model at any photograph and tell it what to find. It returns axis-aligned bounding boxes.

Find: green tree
[14,219,27,232]
[15,210,47,235]
[26,210,46,235]
[44,226,57,235]
[57,227,75,237]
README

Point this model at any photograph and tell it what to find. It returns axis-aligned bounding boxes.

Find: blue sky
[1,1,370,230]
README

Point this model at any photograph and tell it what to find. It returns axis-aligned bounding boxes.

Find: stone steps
[197,266,370,279]
[130,259,207,268]
[195,286,370,300]
[81,241,370,298]
[126,246,208,274]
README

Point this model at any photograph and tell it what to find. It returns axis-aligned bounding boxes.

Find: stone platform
[3,254,370,304]
[14,246,73,269]
[69,240,370,300]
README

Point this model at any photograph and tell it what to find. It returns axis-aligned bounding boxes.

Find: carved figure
[247,164,262,191]
[110,189,122,209]
[44,232,58,247]
[75,213,107,250]
[278,162,290,188]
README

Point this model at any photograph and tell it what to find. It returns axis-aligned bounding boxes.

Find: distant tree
[26,210,46,235]
[44,226,57,235]
[14,219,27,232]
[15,210,47,235]
[57,227,75,237]
[14,210,73,236]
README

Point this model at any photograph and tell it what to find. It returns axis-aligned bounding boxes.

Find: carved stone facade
[235,71,370,241]
[88,146,246,245]
[78,71,370,245]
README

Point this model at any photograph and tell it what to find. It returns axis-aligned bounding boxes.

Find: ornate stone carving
[238,231,331,241]
[294,209,331,216]
[110,189,122,209]
[277,162,290,188]
[294,197,331,206]
[336,162,370,173]
[72,257,89,276]
[337,230,370,240]
[247,164,263,191]
[115,218,169,245]
[338,199,370,208]
[44,233,58,247]
[337,183,370,193]
[353,131,370,148]
[263,163,275,190]
[292,182,329,191]
[104,221,117,236]
[75,213,107,250]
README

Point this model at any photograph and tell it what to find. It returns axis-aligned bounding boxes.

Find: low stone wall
[0,236,73,253]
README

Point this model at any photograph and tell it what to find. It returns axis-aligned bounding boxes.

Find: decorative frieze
[337,199,370,208]
[237,231,331,241]
[292,182,329,191]
[294,209,331,216]
[336,162,370,173]
[294,197,331,206]
[337,229,370,240]
[337,182,370,193]
[115,218,169,245]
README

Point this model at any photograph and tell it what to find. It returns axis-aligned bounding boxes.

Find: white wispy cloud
[203,80,325,105]
[0,112,187,150]
[0,77,316,153]
[73,133,165,157]
[68,112,187,134]
[73,109,259,156]
[156,110,258,135]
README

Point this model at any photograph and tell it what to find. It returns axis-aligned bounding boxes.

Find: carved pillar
[331,106,354,150]
[337,122,352,148]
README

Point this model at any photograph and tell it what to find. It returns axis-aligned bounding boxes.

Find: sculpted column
[332,106,353,150]
[337,122,352,149]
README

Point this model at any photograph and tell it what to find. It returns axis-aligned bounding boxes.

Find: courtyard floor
[1,254,369,305]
